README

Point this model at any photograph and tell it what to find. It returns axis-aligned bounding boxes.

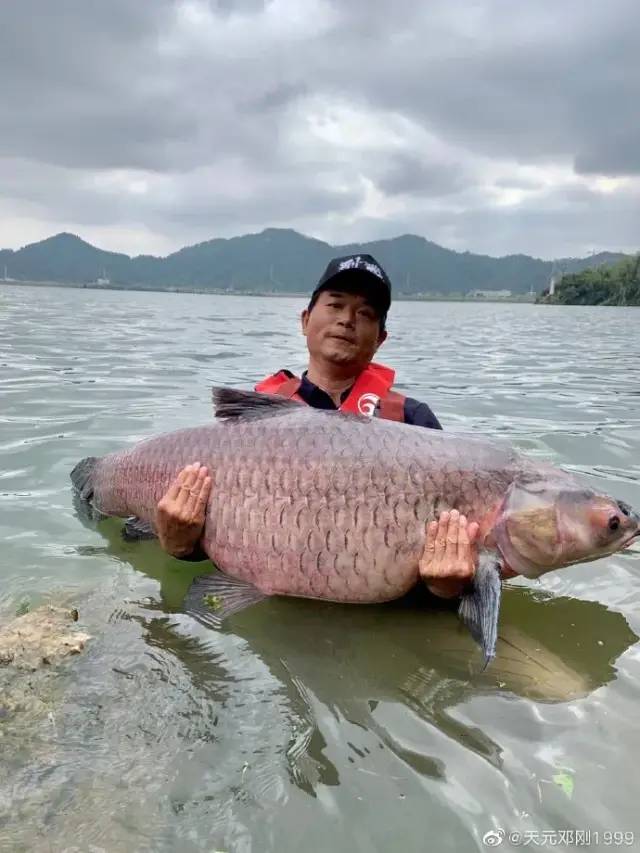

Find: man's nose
[337,309,356,328]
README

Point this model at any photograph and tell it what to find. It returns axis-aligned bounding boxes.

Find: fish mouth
[621,527,640,551]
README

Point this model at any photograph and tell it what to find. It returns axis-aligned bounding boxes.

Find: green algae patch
[552,771,575,798]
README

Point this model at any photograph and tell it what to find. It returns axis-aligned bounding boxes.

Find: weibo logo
[357,393,380,417]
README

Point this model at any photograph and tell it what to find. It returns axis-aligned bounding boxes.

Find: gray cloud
[373,153,470,198]
[576,133,640,177]
[321,1,640,170]
[0,0,638,258]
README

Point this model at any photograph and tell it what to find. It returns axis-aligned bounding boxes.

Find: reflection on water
[1,286,639,852]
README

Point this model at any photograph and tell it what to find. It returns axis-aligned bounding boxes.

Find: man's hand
[419,509,480,599]
[156,463,212,558]
[419,509,517,598]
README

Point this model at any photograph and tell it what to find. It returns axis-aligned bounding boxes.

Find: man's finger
[434,511,449,559]
[187,476,212,519]
[176,464,199,508]
[467,521,480,546]
[420,520,441,580]
[186,464,202,488]
[446,509,459,550]
[185,468,209,515]
[424,520,437,554]
[419,521,438,577]
[197,475,212,507]
[165,466,191,502]
[457,514,470,561]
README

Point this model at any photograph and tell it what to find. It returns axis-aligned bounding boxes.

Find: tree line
[538,255,640,305]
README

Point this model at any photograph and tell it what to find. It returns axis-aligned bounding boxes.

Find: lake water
[1,285,639,852]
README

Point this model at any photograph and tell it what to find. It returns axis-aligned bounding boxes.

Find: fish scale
[82,400,520,603]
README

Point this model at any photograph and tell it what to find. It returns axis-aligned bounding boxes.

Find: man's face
[301,289,387,370]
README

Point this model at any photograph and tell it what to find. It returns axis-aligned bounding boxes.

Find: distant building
[94,269,111,286]
[468,289,512,299]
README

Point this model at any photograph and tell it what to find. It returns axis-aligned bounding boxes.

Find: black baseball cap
[310,254,392,319]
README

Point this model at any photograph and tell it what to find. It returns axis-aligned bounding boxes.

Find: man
[155,254,484,599]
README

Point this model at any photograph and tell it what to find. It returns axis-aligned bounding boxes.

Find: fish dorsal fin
[212,387,303,421]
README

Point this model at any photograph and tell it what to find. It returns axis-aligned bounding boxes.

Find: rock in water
[0,605,91,671]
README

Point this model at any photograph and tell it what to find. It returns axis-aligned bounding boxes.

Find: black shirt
[297,370,442,430]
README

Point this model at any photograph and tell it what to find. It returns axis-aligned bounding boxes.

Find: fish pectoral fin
[122,517,158,542]
[184,571,269,629]
[458,549,503,670]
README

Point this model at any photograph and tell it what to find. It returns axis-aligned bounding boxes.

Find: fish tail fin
[70,456,99,502]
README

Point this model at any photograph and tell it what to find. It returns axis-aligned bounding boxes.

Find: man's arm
[156,463,211,559]
[403,397,442,430]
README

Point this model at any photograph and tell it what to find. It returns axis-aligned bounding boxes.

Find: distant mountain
[0,229,631,296]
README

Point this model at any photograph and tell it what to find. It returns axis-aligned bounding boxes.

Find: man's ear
[301,308,309,336]
[376,330,388,350]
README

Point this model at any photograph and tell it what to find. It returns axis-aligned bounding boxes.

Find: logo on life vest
[357,392,380,417]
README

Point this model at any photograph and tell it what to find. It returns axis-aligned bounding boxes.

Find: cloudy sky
[1,0,638,259]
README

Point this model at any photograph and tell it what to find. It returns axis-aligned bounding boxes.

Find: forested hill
[538,255,640,305]
[0,229,630,296]
[538,254,640,305]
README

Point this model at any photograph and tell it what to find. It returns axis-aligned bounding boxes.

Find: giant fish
[70,388,639,665]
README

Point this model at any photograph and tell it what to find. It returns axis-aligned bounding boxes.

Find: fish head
[494,480,640,578]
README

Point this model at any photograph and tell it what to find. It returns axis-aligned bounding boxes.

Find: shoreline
[0,279,538,304]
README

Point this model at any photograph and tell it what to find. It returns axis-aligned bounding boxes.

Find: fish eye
[618,502,631,517]
[608,515,620,531]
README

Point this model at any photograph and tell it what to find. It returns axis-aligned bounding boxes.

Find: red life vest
[254,361,406,422]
